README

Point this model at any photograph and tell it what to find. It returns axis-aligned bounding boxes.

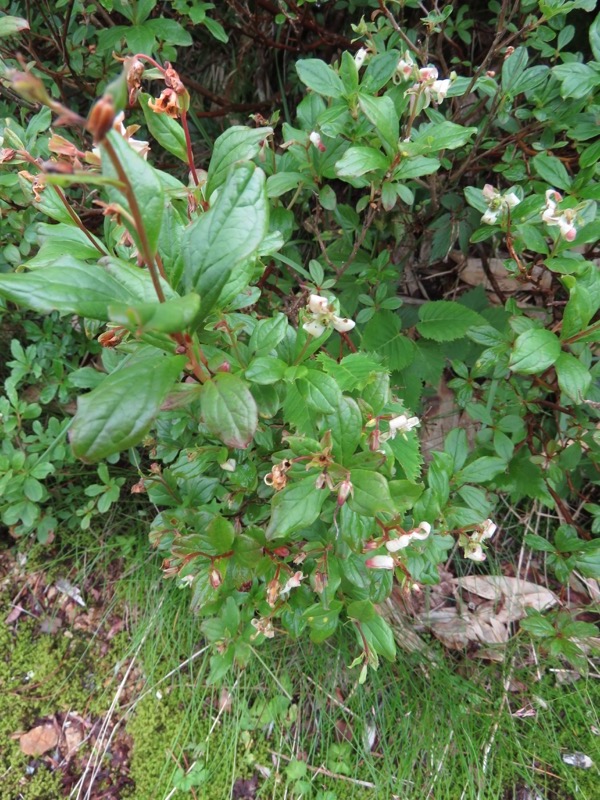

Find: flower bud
[87,96,116,144]
[337,479,353,506]
[365,555,395,570]
[209,568,222,588]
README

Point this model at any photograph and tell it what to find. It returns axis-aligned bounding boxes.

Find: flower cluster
[460,519,497,562]
[542,190,577,241]
[480,184,520,225]
[303,294,356,337]
[365,522,432,569]
[398,53,452,107]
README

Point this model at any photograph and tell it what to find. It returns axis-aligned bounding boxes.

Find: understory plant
[1,0,599,680]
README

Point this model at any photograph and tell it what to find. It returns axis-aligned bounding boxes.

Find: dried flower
[251,617,275,639]
[280,571,304,596]
[148,87,180,118]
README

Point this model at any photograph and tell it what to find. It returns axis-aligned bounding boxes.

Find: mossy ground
[2,539,598,800]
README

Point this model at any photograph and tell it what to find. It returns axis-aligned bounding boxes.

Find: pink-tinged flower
[365,554,395,570]
[209,568,222,588]
[309,131,326,152]
[481,519,497,540]
[354,47,369,68]
[541,190,577,241]
[280,571,304,596]
[419,66,438,82]
[480,184,520,225]
[482,184,497,201]
[337,479,353,506]
[397,53,415,79]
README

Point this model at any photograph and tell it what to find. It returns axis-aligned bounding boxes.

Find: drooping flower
[431,79,451,103]
[385,521,431,552]
[542,189,577,241]
[480,184,521,225]
[280,571,305,597]
[251,617,275,639]
[460,518,498,561]
[302,293,356,338]
[389,413,420,436]
[354,47,369,68]
[396,51,415,80]
[365,554,395,570]
[148,87,180,118]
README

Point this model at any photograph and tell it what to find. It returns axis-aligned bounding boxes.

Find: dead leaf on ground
[455,576,557,623]
[562,752,594,768]
[19,723,59,756]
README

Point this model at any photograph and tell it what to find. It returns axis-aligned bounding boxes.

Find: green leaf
[532,153,571,190]
[410,121,477,153]
[335,146,390,178]
[456,456,507,484]
[361,50,400,93]
[0,257,134,319]
[182,163,268,316]
[101,130,164,256]
[502,46,528,92]
[360,615,396,661]
[388,433,422,482]
[109,293,200,333]
[70,352,186,462]
[266,477,327,539]
[417,301,483,342]
[325,397,363,464]
[297,370,341,414]
[349,470,395,516]
[245,356,287,385]
[207,126,272,194]
[201,373,258,449]
[358,94,399,151]
[520,611,555,638]
[509,329,561,374]
[555,353,591,404]
[361,311,416,370]
[394,156,440,180]
[139,92,188,162]
[591,10,600,61]
[296,59,344,98]
[0,15,29,37]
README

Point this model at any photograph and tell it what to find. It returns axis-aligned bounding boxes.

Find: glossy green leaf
[70,352,186,462]
[297,370,341,414]
[555,352,591,403]
[266,476,327,539]
[109,293,200,333]
[201,373,258,449]
[335,146,390,178]
[0,15,29,37]
[139,92,188,162]
[349,469,395,516]
[532,153,571,190]
[182,163,268,316]
[296,59,344,98]
[245,356,287,385]
[0,257,134,320]
[417,301,484,342]
[325,396,363,464]
[101,130,164,256]
[509,329,561,374]
[207,126,272,194]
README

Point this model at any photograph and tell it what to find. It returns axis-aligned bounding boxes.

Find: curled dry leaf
[455,576,557,623]
[19,723,59,756]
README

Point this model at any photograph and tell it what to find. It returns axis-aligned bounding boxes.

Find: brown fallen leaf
[19,723,58,756]
[455,576,557,623]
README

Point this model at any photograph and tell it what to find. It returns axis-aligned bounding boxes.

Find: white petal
[504,192,520,208]
[386,535,411,552]
[332,315,355,333]
[481,208,499,225]
[303,319,327,338]
[308,294,330,314]
[366,554,395,569]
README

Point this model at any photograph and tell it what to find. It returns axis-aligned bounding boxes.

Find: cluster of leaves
[0,0,599,679]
